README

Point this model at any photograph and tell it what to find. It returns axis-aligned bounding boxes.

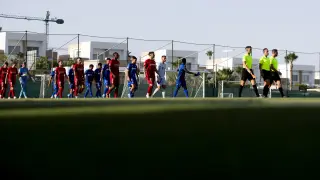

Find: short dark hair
[106,58,111,60]
[162,55,166,58]
[113,52,119,56]
[98,63,102,66]
[272,49,278,53]
[181,58,187,64]
[131,56,137,60]
[4,61,8,66]
[245,46,252,49]
[263,48,268,52]
[148,51,155,55]
[77,57,82,60]
[58,60,63,63]
[89,64,94,68]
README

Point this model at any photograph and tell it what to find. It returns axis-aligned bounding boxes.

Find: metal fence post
[213,44,216,88]
[77,34,80,58]
[126,37,129,64]
[171,40,174,70]
[25,31,28,61]
[285,50,288,96]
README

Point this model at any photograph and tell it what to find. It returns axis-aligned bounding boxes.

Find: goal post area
[218,80,273,98]
[38,70,209,98]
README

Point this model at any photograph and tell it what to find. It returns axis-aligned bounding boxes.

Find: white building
[278,64,315,86]
[68,41,127,60]
[0,32,46,57]
[140,49,199,71]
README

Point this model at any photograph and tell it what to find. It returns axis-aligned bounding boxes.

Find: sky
[1,0,320,69]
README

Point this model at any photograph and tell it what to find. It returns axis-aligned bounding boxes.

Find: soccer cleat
[54,94,57,99]
[146,94,150,98]
[75,96,78,99]
[8,97,11,99]
[13,96,16,99]
[128,94,131,98]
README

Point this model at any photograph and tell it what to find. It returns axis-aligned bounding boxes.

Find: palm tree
[0,53,7,64]
[285,52,299,90]
[233,66,243,79]
[206,51,213,60]
[217,68,235,81]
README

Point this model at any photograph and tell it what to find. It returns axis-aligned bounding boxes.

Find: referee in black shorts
[270,49,285,97]
[259,48,271,97]
[239,46,260,97]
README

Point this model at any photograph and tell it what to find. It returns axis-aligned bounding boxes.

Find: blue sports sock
[84,89,89,98]
[173,88,179,97]
[103,87,108,95]
[183,89,189,97]
[130,91,134,98]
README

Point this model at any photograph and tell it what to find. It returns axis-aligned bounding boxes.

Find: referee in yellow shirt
[270,49,285,97]
[259,48,271,97]
[239,46,260,97]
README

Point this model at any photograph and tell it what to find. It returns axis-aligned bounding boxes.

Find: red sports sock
[59,87,63,98]
[147,85,153,95]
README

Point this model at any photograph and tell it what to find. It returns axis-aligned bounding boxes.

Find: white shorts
[157,77,166,86]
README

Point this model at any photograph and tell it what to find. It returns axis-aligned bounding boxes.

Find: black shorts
[241,68,255,81]
[261,70,271,81]
[270,72,281,82]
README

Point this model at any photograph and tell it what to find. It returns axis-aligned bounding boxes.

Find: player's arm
[100,67,103,82]
[184,67,199,76]
[125,65,130,81]
[143,61,148,77]
[259,58,263,72]
[64,70,69,83]
[73,65,77,78]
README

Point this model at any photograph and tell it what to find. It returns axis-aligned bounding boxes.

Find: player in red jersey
[0,62,9,99]
[144,52,159,98]
[55,60,69,98]
[73,58,85,98]
[106,52,120,98]
[6,62,18,99]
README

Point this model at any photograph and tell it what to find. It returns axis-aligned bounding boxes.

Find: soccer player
[48,68,58,98]
[6,62,18,99]
[102,58,111,98]
[259,48,271,98]
[73,58,85,98]
[84,64,94,98]
[0,62,9,99]
[67,64,75,98]
[106,52,120,98]
[125,56,139,98]
[18,62,32,99]
[239,46,260,97]
[144,51,158,98]
[173,58,199,97]
[94,63,102,98]
[270,49,285,97]
[55,60,68,98]
[152,55,167,98]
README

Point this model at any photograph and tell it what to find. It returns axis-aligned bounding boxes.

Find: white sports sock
[152,88,159,97]
[162,91,165,98]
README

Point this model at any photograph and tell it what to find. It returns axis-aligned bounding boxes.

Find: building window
[8,46,21,54]
[187,63,191,70]
[302,75,309,82]
[27,47,39,57]
[292,75,298,82]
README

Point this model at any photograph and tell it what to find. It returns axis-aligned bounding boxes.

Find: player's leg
[173,82,181,97]
[107,76,115,98]
[2,83,7,98]
[103,79,109,98]
[262,70,270,97]
[239,69,247,97]
[181,81,189,97]
[146,77,154,98]
[161,79,166,98]
[74,79,79,98]
[84,82,90,98]
[248,70,260,97]
[152,78,162,97]
[8,82,15,99]
[0,82,2,99]
[20,81,27,98]
[89,83,93,97]
[275,73,285,97]
[58,81,64,98]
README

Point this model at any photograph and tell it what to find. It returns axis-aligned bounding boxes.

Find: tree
[217,68,235,81]
[206,51,213,60]
[36,56,49,70]
[285,52,299,90]
[233,66,243,79]
[64,58,75,67]
[0,54,7,64]
[167,57,181,86]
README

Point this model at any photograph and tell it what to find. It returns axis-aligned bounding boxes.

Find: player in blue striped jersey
[67,64,75,98]
[48,68,58,98]
[102,58,111,98]
[94,63,102,98]
[173,58,199,98]
[84,64,95,98]
[125,56,139,98]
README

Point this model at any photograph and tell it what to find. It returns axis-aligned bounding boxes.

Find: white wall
[68,41,127,60]
[278,64,315,85]
[0,32,46,56]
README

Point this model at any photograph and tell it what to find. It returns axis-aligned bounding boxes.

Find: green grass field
[1,98,320,179]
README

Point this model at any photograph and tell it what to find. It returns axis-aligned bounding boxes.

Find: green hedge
[0,99,320,179]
